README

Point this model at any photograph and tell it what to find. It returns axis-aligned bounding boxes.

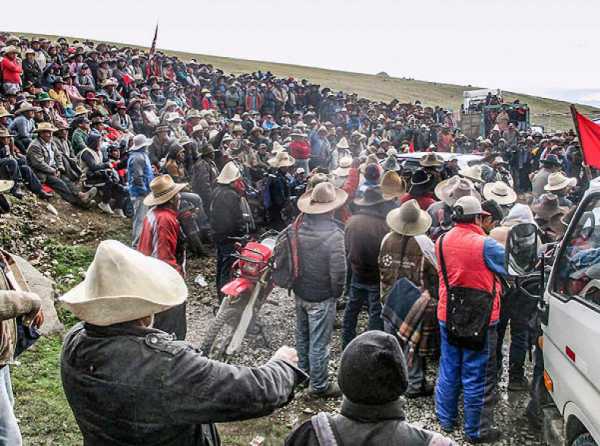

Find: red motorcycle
[201,230,279,359]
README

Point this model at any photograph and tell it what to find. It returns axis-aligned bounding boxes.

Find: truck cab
[542,180,600,445]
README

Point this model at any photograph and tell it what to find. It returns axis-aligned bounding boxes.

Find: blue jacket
[127,149,154,199]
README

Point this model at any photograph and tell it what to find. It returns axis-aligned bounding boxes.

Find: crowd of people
[0,31,587,445]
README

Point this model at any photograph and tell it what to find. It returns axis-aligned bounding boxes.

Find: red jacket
[137,207,182,275]
[399,193,435,210]
[289,140,311,160]
[435,223,500,324]
[1,57,22,84]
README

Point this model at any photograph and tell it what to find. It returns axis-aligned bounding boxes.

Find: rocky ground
[184,256,542,445]
[2,192,543,445]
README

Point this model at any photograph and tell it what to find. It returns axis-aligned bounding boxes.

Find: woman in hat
[378,199,439,398]
[79,132,127,217]
[400,168,436,210]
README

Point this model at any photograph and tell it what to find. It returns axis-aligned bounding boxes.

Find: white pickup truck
[539,179,600,445]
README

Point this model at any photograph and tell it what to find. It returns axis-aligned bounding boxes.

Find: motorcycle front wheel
[200,296,244,360]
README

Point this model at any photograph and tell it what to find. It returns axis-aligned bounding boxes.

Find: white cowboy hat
[0,180,15,193]
[216,161,241,184]
[129,134,152,151]
[380,170,406,200]
[271,141,285,154]
[332,155,353,177]
[435,175,480,206]
[420,153,444,167]
[544,172,577,192]
[386,199,432,236]
[143,175,187,207]
[60,240,187,326]
[483,181,517,205]
[458,165,484,183]
[297,181,348,215]
[336,137,350,149]
[15,102,35,115]
[268,151,295,168]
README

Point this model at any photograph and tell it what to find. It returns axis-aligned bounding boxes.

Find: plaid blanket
[382,277,440,365]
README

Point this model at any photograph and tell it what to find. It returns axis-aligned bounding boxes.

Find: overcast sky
[2,0,599,105]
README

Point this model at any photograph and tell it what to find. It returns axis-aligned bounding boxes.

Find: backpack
[271,215,303,290]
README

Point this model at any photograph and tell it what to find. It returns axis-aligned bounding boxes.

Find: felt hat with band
[143,175,187,206]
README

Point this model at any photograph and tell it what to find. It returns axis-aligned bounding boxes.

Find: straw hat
[73,105,89,116]
[143,175,187,206]
[483,181,517,205]
[458,165,484,183]
[268,152,295,168]
[435,176,480,206]
[14,101,35,115]
[60,240,187,326]
[216,161,241,184]
[420,153,444,167]
[532,193,568,220]
[544,172,577,192]
[380,171,406,200]
[129,134,152,152]
[271,141,285,154]
[0,128,15,138]
[297,181,348,215]
[336,137,350,149]
[36,122,58,133]
[0,180,15,193]
[382,155,401,172]
[332,156,353,177]
[0,107,13,119]
[386,199,432,236]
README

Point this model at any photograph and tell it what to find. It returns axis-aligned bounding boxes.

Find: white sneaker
[98,202,114,214]
[80,187,98,203]
[113,208,126,218]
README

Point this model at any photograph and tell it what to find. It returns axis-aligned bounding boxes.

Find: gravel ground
[185,256,542,445]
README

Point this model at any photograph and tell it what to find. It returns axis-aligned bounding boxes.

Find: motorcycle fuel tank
[221,277,254,297]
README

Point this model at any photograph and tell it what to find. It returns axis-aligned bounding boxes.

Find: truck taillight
[544,370,554,393]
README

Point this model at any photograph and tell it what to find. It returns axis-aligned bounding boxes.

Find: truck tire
[572,433,597,446]
[200,298,243,360]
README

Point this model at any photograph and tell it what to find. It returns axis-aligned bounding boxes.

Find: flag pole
[570,104,593,182]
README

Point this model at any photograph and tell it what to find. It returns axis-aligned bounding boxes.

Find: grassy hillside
[12,31,599,132]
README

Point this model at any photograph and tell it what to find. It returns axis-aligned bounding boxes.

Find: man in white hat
[127,134,154,247]
[434,195,507,443]
[294,182,348,398]
[26,122,97,207]
[210,161,248,299]
[8,102,36,151]
[60,240,304,446]
[137,174,188,338]
[267,152,295,230]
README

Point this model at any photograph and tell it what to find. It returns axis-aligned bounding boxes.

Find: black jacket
[209,184,245,243]
[285,398,454,446]
[292,214,346,302]
[61,322,301,446]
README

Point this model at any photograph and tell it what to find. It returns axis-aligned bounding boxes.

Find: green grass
[11,31,600,131]
[12,336,82,446]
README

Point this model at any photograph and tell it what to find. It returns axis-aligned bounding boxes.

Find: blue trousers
[341,279,383,349]
[0,366,21,445]
[435,322,498,439]
[295,297,336,392]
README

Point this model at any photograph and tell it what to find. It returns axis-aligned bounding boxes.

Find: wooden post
[570,104,594,182]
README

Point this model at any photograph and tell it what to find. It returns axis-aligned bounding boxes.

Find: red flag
[572,105,600,169]
[149,23,158,57]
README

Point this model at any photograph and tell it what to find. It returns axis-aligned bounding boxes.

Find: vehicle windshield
[554,195,600,307]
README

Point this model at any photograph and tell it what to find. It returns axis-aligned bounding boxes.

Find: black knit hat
[338,331,408,405]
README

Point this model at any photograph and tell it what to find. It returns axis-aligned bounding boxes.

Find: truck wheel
[572,433,597,446]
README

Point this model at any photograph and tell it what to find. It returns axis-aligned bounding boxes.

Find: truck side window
[553,197,600,309]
